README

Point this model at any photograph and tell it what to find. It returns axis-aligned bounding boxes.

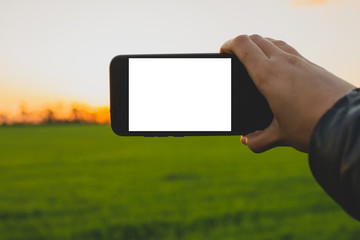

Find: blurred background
[1,0,360,239]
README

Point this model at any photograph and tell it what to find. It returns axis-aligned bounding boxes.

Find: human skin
[220,34,355,153]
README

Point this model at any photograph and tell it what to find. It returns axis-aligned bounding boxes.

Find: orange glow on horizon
[292,0,346,6]
[292,0,328,6]
[0,101,110,125]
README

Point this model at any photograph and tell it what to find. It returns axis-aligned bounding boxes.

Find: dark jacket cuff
[309,88,360,221]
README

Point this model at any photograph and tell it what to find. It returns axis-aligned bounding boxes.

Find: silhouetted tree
[0,114,7,125]
[44,109,55,124]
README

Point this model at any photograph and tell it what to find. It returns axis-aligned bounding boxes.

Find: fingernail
[240,135,248,145]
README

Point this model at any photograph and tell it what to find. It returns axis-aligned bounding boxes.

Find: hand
[220,35,355,153]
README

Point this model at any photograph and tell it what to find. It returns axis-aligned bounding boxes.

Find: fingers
[221,35,303,62]
[266,37,325,69]
[241,120,282,153]
[249,35,283,58]
[220,35,268,70]
[265,37,304,58]
[220,35,282,88]
[220,34,283,61]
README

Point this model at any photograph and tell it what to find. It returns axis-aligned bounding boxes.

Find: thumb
[241,120,282,153]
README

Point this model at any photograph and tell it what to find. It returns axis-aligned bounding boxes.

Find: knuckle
[249,34,262,41]
[232,35,249,46]
[275,40,287,46]
[284,54,300,65]
[249,34,259,38]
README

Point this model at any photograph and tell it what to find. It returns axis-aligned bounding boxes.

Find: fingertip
[240,135,248,145]
[244,124,281,153]
[219,40,233,54]
[219,47,227,54]
[245,131,266,153]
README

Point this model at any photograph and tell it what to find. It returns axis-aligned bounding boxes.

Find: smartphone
[109,53,273,136]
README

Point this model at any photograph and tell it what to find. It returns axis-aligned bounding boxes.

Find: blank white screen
[129,58,231,131]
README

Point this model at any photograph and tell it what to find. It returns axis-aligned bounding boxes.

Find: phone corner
[110,121,123,136]
[109,55,121,70]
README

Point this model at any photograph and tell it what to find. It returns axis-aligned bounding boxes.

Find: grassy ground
[0,124,359,240]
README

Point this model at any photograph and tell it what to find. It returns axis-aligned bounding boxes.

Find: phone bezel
[110,53,272,136]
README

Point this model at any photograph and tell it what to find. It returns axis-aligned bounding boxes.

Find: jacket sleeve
[309,88,360,221]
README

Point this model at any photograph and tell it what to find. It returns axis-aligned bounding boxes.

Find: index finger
[220,35,268,71]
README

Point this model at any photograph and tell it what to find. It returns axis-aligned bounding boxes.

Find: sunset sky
[1,0,360,114]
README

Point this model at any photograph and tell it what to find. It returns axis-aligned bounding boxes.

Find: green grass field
[0,124,359,240]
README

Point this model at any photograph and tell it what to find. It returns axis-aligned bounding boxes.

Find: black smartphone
[109,53,273,136]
